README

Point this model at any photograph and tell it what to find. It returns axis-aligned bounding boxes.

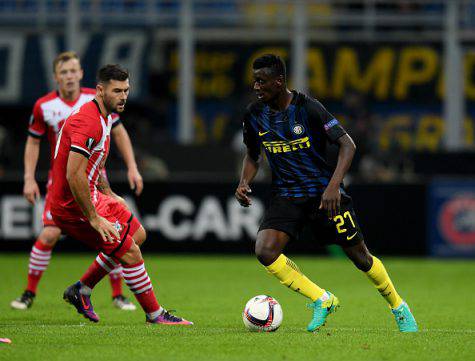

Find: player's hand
[319,185,341,220]
[128,167,143,196]
[235,184,252,207]
[23,178,40,205]
[89,216,120,243]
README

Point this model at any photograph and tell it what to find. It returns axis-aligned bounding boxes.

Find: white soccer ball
[242,295,283,332]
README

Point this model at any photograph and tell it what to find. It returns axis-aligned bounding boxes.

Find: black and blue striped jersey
[243,91,346,197]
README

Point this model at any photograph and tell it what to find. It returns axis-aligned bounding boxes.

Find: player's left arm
[96,169,113,196]
[236,106,261,207]
[308,98,356,219]
[97,169,129,208]
[320,134,356,219]
[111,122,143,196]
[66,151,119,242]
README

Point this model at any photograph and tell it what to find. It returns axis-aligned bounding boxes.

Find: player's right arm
[236,150,260,207]
[66,116,120,243]
[24,101,46,204]
[66,152,119,242]
[307,97,354,219]
[23,136,41,204]
[97,169,129,209]
[235,107,261,207]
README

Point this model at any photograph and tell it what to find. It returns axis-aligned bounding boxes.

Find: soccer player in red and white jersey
[11,52,142,311]
[51,64,192,325]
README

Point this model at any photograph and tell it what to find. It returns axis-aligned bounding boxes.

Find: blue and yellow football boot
[391,301,418,332]
[307,291,340,332]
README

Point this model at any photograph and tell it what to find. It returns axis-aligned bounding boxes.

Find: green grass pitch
[1,253,474,361]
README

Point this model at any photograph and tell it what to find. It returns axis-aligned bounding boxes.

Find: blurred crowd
[0,1,466,25]
[0,0,473,183]
[0,92,424,184]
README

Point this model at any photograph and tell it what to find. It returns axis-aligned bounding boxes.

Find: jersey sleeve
[28,101,47,138]
[111,113,121,128]
[242,108,260,162]
[307,98,346,143]
[69,115,102,158]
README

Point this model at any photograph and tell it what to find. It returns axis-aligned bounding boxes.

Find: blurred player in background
[235,54,417,332]
[11,51,143,311]
[51,64,191,325]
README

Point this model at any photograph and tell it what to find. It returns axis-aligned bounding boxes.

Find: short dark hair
[252,54,286,80]
[97,64,129,83]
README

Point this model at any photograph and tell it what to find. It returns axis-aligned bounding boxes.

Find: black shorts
[258,193,364,247]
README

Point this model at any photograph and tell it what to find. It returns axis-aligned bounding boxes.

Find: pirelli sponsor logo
[262,137,311,154]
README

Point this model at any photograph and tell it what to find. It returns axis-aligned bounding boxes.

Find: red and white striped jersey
[28,88,120,169]
[50,99,114,220]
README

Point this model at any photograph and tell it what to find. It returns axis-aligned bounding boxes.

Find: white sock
[147,306,164,320]
[319,291,330,302]
[79,283,92,296]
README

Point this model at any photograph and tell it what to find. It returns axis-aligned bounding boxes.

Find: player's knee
[132,226,146,247]
[120,242,143,265]
[343,241,373,272]
[39,227,61,247]
[255,241,280,266]
[352,252,373,272]
[128,243,143,262]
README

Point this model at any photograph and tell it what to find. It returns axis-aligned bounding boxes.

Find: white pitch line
[3,324,474,334]
[328,327,475,334]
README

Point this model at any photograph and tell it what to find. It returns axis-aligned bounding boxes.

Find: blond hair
[53,51,80,73]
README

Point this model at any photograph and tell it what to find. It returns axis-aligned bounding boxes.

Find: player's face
[100,79,130,113]
[253,68,282,103]
[54,59,83,94]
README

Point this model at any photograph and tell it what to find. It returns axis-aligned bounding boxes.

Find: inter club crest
[114,220,123,233]
[292,124,304,135]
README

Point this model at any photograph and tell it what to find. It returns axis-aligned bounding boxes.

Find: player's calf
[12,236,57,308]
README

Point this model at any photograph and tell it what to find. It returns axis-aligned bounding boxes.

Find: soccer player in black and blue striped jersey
[235,54,417,332]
